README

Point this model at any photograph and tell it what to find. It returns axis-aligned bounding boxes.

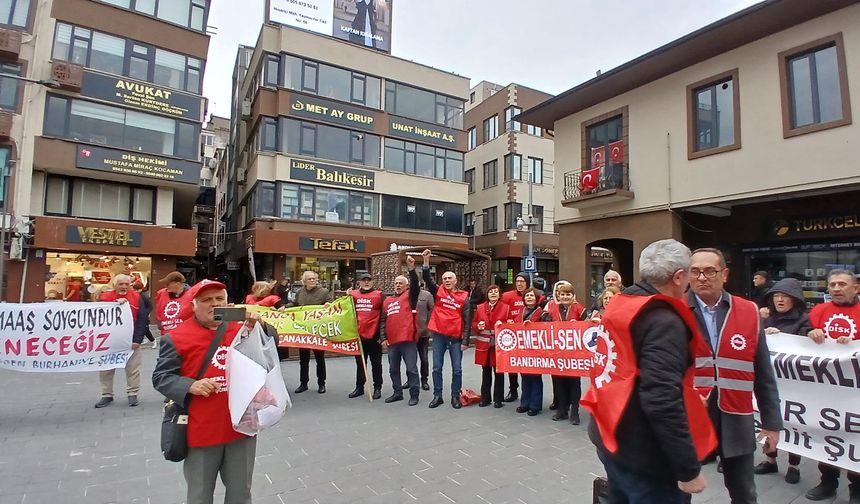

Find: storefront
[44,253,153,301]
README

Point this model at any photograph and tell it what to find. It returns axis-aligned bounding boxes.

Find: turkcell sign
[80,70,204,121]
[290,159,375,190]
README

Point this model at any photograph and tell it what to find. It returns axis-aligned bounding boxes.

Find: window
[382,195,463,234]
[0,0,30,28]
[44,94,200,160]
[582,107,628,191]
[505,106,522,131]
[464,212,474,235]
[504,202,522,230]
[382,138,463,180]
[467,127,476,150]
[256,181,376,226]
[483,115,498,142]
[52,22,204,93]
[0,147,8,204]
[687,69,740,158]
[482,206,497,233]
[526,124,542,136]
[586,115,623,169]
[262,54,280,87]
[99,0,208,32]
[504,153,522,181]
[257,117,277,152]
[528,157,543,184]
[0,63,20,111]
[281,117,380,167]
[482,160,497,188]
[532,205,544,233]
[469,91,475,104]
[779,34,852,137]
[385,81,464,128]
[45,175,155,223]
[281,54,381,108]
[464,168,475,193]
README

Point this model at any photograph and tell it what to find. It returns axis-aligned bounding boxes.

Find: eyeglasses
[690,268,724,279]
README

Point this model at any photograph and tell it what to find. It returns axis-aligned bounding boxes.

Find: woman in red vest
[541,281,585,424]
[472,285,511,408]
[244,281,281,307]
[516,288,545,416]
[588,286,620,323]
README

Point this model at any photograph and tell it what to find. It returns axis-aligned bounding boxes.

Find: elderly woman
[588,286,621,322]
[244,281,281,307]
[516,288,545,416]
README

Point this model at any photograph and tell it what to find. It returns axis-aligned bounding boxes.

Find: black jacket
[763,278,812,336]
[588,281,702,484]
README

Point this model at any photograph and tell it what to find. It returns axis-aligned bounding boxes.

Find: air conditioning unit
[51,61,83,91]
[241,99,252,118]
[0,28,22,59]
[237,168,246,182]
[0,111,13,139]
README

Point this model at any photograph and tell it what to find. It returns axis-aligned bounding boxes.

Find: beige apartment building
[464,81,559,287]
[521,0,860,305]
[0,0,210,302]
[219,23,470,291]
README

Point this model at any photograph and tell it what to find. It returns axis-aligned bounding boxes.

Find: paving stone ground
[0,341,852,503]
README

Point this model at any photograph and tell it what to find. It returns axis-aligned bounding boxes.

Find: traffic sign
[523,255,536,272]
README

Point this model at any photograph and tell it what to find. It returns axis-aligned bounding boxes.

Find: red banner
[495,321,604,376]
[609,140,624,164]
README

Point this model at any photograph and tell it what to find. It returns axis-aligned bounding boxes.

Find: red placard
[92,271,112,284]
[495,321,603,377]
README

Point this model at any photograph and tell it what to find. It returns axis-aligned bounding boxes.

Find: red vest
[693,295,759,415]
[546,300,584,322]
[155,288,194,332]
[244,294,280,307]
[472,301,511,367]
[428,287,469,339]
[518,305,543,323]
[100,289,141,321]
[170,319,247,448]
[581,293,717,459]
[383,291,417,345]
[809,301,860,340]
[352,289,383,339]
[501,290,525,320]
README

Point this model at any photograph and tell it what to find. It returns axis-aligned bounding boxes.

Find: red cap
[186,279,227,299]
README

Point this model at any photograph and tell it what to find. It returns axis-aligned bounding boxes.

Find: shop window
[385,80,464,128]
[687,69,740,158]
[482,159,497,188]
[382,195,463,234]
[504,202,522,230]
[779,34,852,138]
[482,206,497,234]
[44,252,154,302]
[45,175,155,224]
[483,115,498,142]
[280,117,380,167]
[382,138,462,180]
[0,0,29,29]
[504,153,522,181]
[281,53,381,109]
[465,168,475,194]
[528,157,543,184]
[467,127,476,150]
[0,63,21,112]
[505,106,521,132]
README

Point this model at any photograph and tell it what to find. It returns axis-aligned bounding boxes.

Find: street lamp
[516,172,538,265]
[470,212,484,251]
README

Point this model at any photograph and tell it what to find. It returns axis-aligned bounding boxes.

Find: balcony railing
[562,165,633,208]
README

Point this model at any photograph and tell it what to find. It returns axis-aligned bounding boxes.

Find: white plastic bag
[226,322,291,436]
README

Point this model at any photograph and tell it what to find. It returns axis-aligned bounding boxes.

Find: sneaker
[785,467,800,484]
[805,483,837,500]
[94,397,113,408]
[127,395,139,407]
[753,461,778,474]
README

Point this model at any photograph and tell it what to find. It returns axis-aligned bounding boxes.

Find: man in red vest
[420,249,470,409]
[804,269,860,502]
[154,271,193,337]
[152,279,273,504]
[379,255,422,405]
[95,274,147,408]
[500,272,530,402]
[583,239,715,502]
[687,248,782,504]
[348,271,384,400]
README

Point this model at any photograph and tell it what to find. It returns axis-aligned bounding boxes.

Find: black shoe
[429,396,444,408]
[552,412,569,421]
[94,397,113,408]
[504,391,518,402]
[372,388,381,400]
[805,483,837,500]
[527,409,539,416]
[348,387,364,398]
[785,467,800,484]
[570,411,580,425]
[549,401,558,411]
[401,384,410,390]
[384,394,403,403]
[493,402,503,408]
[451,398,461,409]
[317,384,326,394]
[516,406,528,413]
[127,395,139,407]
[294,384,308,394]
[754,461,778,475]
[408,397,419,406]
[478,401,490,407]
[421,381,430,391]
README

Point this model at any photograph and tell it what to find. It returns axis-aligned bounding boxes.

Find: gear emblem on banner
[590,325,617,389]
[824,313,857,340]
[730,333,747,351]
[497,328,517,352]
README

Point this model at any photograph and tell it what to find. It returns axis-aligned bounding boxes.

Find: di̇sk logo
[496,329,517,352]
[163,300,181,319]
[588,325,617,389]
[211,346,229,371]
[824,314,857,339]
[729,334,747,351]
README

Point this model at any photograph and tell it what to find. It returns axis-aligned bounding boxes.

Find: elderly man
[95,274,147,408]
[687,248,782,504]
[292,271,332,394]
[349,271,384,400]
[588,269,623,314]
[152,279,272,504]
[420,249,470,409]
[804,270,860,502]
[380,256,422,405]
[584,239,715,502]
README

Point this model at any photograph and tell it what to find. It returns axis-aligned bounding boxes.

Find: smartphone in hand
[214,307,247,322]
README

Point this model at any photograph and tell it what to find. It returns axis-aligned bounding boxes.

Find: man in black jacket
[588,239,708,502]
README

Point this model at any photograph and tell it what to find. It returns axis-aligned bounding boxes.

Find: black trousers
[298,349,326,386]
[417,337,430,382]
[818,462,860,491]
[720,453,756,504]
[507,373,519,393]
[481,365,504,404]
[551,376,582,414]
[765,450,801,466]
[355,338,383,389]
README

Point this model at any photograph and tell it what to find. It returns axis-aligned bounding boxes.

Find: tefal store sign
[299,237,365,253]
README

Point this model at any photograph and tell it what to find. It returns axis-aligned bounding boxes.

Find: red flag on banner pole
[609,140,624,165]
[580,168,600,192]
[591,146,606,169]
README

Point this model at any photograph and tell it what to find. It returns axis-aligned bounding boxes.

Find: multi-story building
[200,115,228,187]
[520,0,860,306]
[220,22,470,293]
[0,0,210,302]
[464,81,558,287]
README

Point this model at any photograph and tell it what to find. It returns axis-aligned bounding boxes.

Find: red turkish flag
[580,168,600,192]
[591,146,605,169]
[609,140,624,165]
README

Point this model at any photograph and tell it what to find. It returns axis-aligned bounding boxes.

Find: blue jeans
[431,332,462,399]
[597,449,691,504]
[520,374,543,412]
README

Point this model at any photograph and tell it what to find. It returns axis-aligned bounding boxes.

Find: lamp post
[470,212,484,251]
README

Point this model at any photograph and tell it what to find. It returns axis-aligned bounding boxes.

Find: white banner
[761,333,860,472]
[269,0,333,36]
[0,302,134,373]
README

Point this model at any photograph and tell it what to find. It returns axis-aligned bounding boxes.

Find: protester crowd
[83,243,860,504]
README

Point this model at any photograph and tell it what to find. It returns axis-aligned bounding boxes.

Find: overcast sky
[203,0,762,119]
